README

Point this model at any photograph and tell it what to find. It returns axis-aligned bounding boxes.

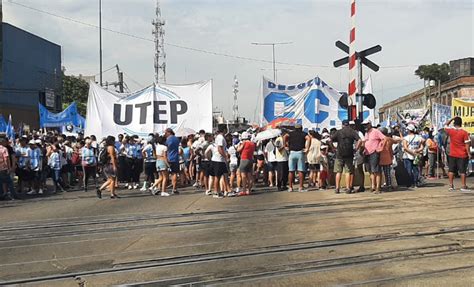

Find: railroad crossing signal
[334,40,382,122]
[333,41,382,71]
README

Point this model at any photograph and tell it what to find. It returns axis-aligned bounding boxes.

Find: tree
[62,73,89,116]
[415,63,450,83]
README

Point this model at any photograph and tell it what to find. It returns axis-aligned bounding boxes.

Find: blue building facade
[0,22,62,129]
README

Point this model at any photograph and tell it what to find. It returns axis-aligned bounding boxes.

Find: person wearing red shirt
[444,117,471,192]
[237,132,256,196]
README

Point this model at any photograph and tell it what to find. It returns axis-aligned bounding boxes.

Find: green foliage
[62,73,89,116]
[415,63,450,83]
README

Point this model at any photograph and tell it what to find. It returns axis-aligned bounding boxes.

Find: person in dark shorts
[165,128,180,194]
[444,117,471,192]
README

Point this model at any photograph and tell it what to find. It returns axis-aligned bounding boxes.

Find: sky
[3,0,473,122]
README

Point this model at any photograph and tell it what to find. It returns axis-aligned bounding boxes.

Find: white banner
[262,76,343,130]
[85,81,213,138]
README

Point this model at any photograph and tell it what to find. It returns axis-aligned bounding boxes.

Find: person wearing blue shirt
[15,137,31,194]
[27,140,43,195]
[165,128,180,194]
[130,136,143,190]
[48,143,65,193]
[141,136,156,191]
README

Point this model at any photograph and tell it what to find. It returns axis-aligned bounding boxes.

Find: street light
[251,42,292,82]
[99,0,103,86]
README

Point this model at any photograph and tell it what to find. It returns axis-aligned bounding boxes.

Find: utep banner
[452,98,474,133]
[262,76,373,130]
[39,102,79,128]
[86,81,213,138]
[432,103,451,130]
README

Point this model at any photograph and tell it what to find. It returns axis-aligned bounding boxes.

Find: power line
[6,0,420,70]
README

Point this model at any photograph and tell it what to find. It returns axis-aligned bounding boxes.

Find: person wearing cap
[285,123,311,192]
[330,119,361,194]
[402,124,424,188]
[274,130,289,191]
[165,128,181,194]
[237,131,256,196]
[27,140,43,195]
[362,120,386,194]
[444,117,471,192]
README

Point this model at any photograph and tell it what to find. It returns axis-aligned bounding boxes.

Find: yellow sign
[452,98,474,133]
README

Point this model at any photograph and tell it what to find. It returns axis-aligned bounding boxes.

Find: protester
[0,135,13,200]
[378,128,402,192]
[307,130,321,189]
[165,128,180,195]
[48,143,65,193]
[208,128,230,198]
[444,117,471,192]
[142,135,157,192]
[362,121,386,194]
[264,138,278,188]
[275,131,289,191]
[330,120,361,194]
[81,138,98,192]
[237,131,255,196]
[402,124,424,188]
[286,124,311,192]
[97,136,119,199]
[152,135,171,196]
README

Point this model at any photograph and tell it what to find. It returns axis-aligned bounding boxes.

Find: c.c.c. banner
[262,76,342,130]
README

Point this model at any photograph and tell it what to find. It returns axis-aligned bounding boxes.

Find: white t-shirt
[228,145,238,165]
[274,136,288,162]
[155,144,167,158]
[206,143,225,163]
[265,141,277,163]
[212,134,227,162]
[402,134,422,160]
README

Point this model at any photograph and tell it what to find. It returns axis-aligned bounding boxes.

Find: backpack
[98,148,109,165]
[338,136,354,158]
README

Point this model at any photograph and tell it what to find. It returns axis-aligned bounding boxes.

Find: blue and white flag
[6,115,14,139]
[39,102,79,128]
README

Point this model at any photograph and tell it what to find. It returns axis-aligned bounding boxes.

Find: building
[0,9,62,129]
[379,58,474,122]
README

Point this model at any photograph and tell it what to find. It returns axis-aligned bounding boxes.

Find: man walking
[165,128,180,194]
[444,117,471,191]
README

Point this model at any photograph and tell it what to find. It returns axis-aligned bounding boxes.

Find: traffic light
[360,93,376,109]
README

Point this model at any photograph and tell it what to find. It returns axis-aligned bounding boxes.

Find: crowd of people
[0,116,472,201]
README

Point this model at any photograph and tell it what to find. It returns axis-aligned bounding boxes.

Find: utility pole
[251,42,292,82]
[152,0,166,84]
[99,0,103,86]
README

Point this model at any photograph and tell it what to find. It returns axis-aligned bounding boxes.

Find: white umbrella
[255,129,281,141]
[175,127,196,137]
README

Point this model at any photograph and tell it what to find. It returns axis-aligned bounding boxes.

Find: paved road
[0,178,473,286]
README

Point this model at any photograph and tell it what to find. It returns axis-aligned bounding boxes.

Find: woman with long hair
[97,136,119,199]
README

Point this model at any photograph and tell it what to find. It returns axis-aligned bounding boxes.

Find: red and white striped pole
[348,0,357,120]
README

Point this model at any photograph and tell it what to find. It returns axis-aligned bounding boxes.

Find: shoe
[172,190,179,195]
[344,188,352,194]
[96,188,102,199]
[161,192,171,197]
[193,182,199,187]
[140,186,147,192]
[125,183,129,188]
[151,188,160,196]
[374,189,382,194]
[227,191,238,197]
[134,184,139,189]
[238,191,248,196]
[213,192,224,198]
[205,190,212,196]
[460,186,471,192]
[38,189,43,195]
[27,190,37,195]
[335,188,340,194]
[128,185,133,190]
[288,187,293,192]
[299,188,308,193]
